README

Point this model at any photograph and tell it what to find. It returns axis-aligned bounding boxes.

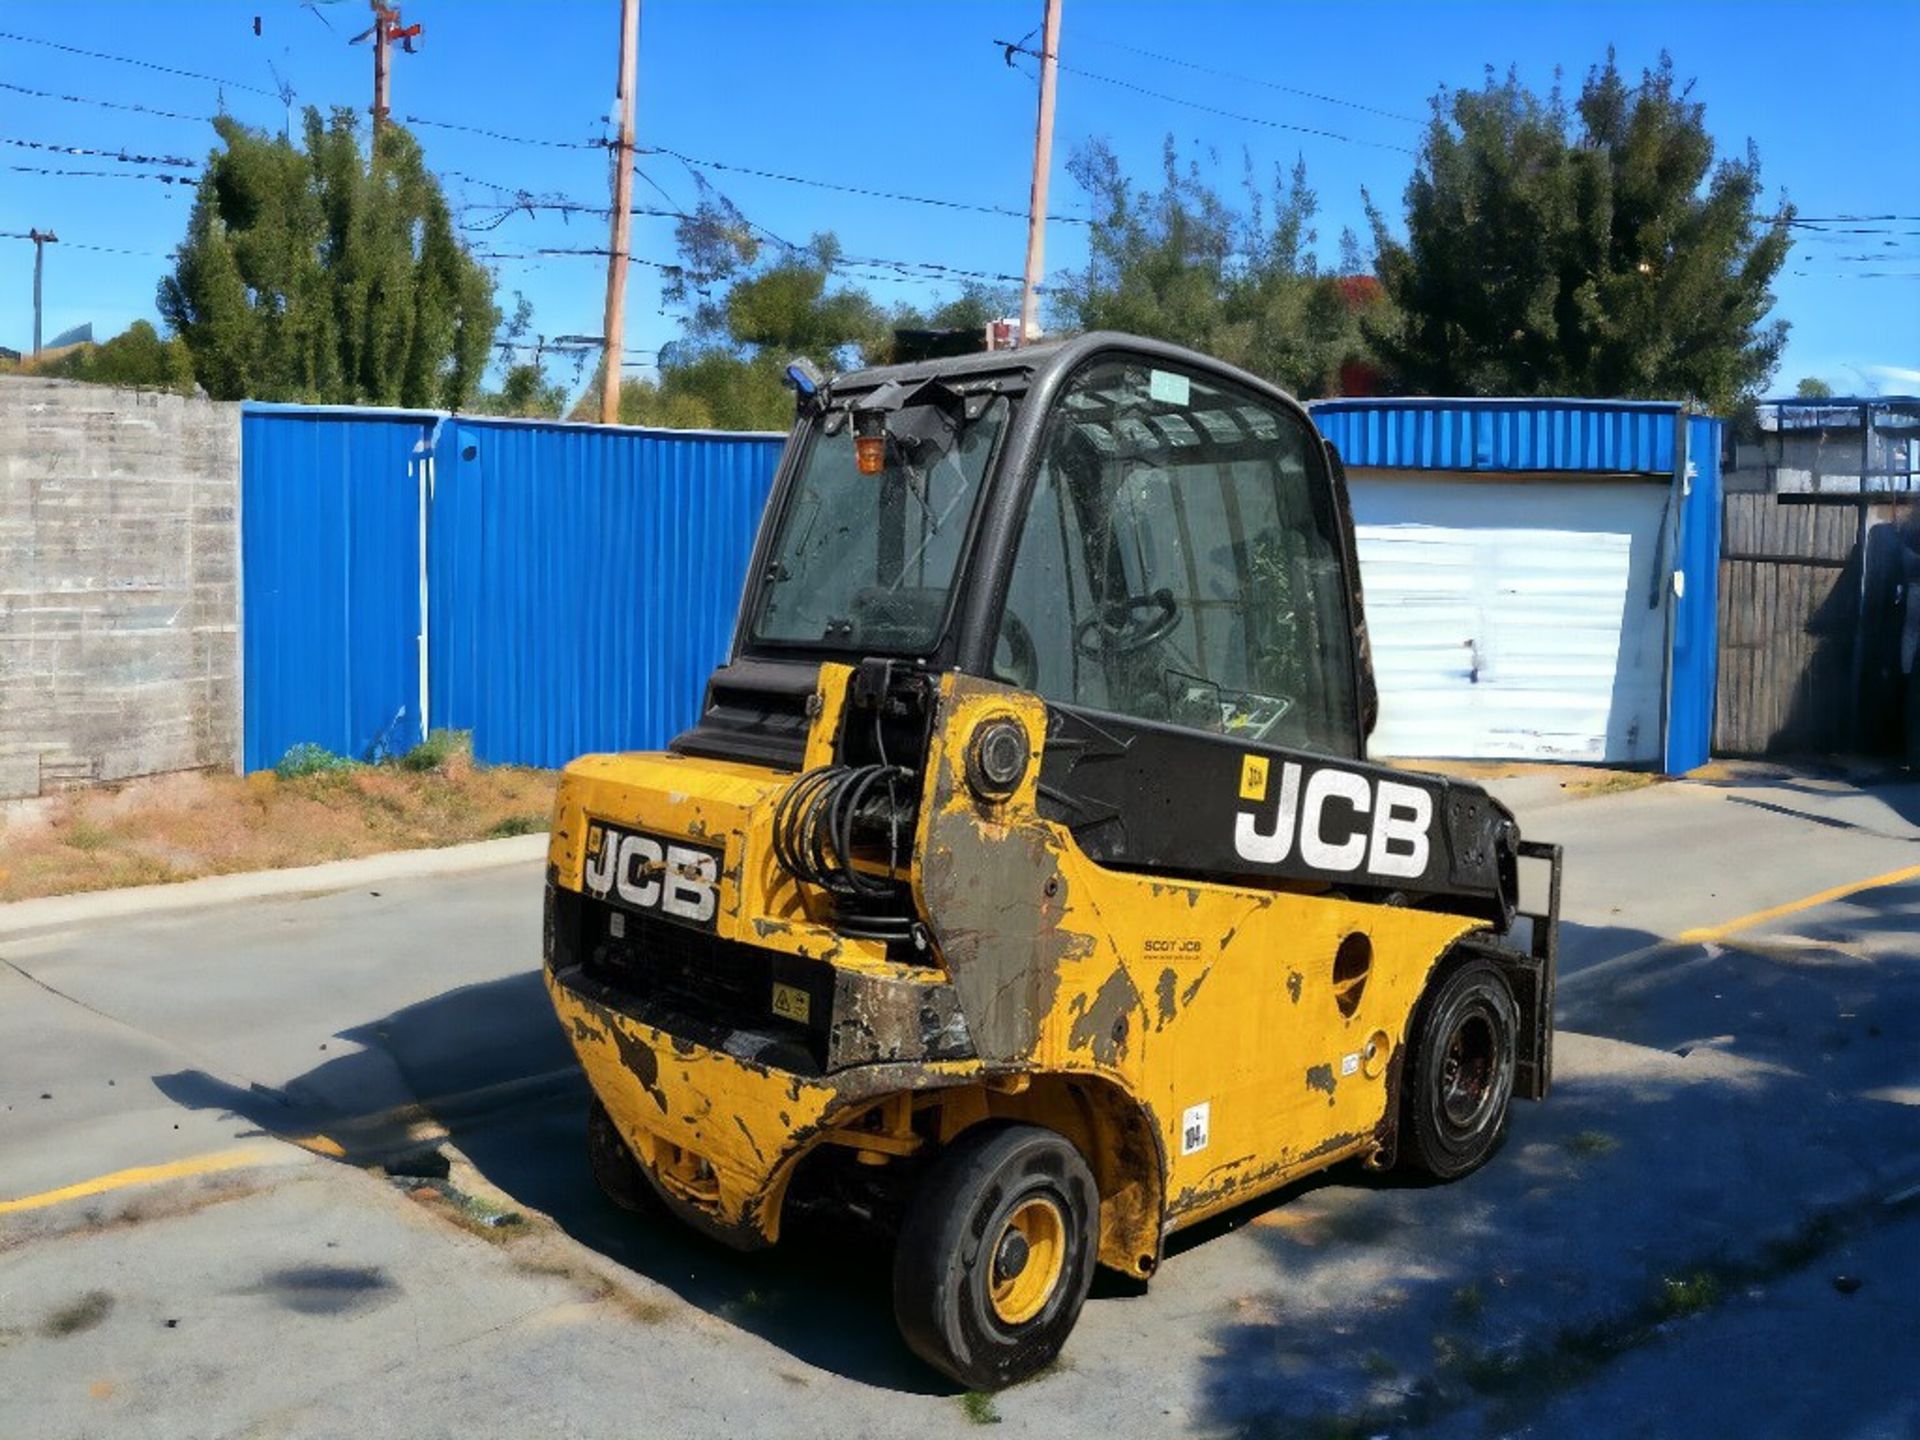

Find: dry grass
[1390,757,1663,800]
[0,737,554,903]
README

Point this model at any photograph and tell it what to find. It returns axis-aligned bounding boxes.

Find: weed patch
[1564,1129,1621,1157]
[488,813,547,838]
[399,729,467,773]
[1657,1270,1720,1318]
[274,743,355,780]
[959,1392,1002,1425]
[63,821,113,853]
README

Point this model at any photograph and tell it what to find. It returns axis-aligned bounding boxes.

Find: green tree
[471,295,568,418]
[1051,138,1385,399]
[887,282,1018,355]
[1367,53,1793,411]
[574,192,896,430]
[159,108,496,407]
[1794,376,1834,399]
[35,321,196,392]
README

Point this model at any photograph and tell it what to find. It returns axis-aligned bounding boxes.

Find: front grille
[588,914,766,1017]
[549,882,830,1072]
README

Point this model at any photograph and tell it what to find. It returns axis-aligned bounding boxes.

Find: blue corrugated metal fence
[1664,416,1723,773]
[241,408,434,771]
[242,407,781,772]
[429,418,779,768]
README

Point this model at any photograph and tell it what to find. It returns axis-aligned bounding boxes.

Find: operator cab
[674,332,1514,923]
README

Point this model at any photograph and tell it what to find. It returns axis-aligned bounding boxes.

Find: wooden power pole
[29,228,57,356]
[599,0,640,424]
[371,4,391,133]
[1018,0,1062,346]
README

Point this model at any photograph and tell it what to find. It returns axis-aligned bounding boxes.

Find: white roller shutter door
[1348,474,1670,763]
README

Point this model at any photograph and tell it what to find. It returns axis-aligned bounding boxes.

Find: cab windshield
[751,395,1009,653]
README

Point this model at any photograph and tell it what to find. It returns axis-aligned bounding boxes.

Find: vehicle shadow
[150,893,1920,1417]
[1193,899,1920,1438]
[151,969,949,1394]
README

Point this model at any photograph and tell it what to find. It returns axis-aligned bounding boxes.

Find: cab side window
[996,360,1358,756]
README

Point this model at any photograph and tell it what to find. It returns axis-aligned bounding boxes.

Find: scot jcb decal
[583,821,721,931]
[1233,754,1433,881]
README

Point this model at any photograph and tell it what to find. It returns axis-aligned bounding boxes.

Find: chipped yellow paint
[546,666,1486,1274]
[549,969,982,1244]
[912,677,1482,1244]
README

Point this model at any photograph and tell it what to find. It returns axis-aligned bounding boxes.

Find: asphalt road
[4,763,1919,1439]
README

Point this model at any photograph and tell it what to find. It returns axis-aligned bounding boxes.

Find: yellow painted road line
[1677,862,1920,945]
[0,1143,288,1217]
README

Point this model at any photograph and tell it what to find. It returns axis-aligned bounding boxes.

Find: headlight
[965,717,1030,802]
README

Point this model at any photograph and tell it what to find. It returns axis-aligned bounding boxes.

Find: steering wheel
[994,610,1040,692]
[1075,588,1179,656]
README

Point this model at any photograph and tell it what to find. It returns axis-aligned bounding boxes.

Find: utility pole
[358,2,420,135]
[29,229,57,355]
[1018,0,1062,346]
[371,4,391,134]
[599,0,640,424]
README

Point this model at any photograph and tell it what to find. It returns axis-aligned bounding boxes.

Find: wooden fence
[1715,493,1863,755]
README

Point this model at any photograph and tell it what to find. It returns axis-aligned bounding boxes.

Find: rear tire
[1396,957,1518,1180]
[587,1099,662,1216]
[892,1122,1099,1391]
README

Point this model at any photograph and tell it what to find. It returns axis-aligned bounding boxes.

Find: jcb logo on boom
[1233,755,1433,881]
[583,821,721,930]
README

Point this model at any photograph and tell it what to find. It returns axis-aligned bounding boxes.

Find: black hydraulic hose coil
[770,762,915,899]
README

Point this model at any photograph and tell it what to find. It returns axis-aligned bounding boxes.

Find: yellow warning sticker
[1239,753,1270,802]
[771,981,812,1025]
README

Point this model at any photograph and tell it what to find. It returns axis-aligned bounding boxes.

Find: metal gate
[1714,493,1863,755]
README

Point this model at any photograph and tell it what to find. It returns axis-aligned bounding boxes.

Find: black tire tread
[892,1121,1099,1391]
[1396,955,1518,1181]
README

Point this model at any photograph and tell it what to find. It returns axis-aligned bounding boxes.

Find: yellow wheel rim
[988,1195,1067,1327]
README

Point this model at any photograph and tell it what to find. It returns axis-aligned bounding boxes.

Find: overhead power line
[0,78,215,125]
[642,145,1089,225]
[401,113,607,149]
[0,29,275,97]
[997,39,1417,156]
[0,134,199,169]
[473,240,1037,293]
[1789,214,1920,224]
[7,162,198,184]
[1075,36,1423,125]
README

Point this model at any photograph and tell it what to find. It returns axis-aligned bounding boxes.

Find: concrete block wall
[0,376,241,800]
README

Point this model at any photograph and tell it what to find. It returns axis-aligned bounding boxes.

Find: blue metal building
[1309,397,1721,774]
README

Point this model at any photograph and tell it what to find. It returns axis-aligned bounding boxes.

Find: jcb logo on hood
[1233,756,1433,881]
[583,822,720,930]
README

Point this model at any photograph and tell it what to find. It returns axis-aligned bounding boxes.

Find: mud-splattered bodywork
[545,666,1494,1277]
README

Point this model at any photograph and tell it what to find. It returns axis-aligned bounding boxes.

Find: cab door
[991,354,1380,1206]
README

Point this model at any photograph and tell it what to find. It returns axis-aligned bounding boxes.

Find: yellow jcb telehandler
[543,332,1560,1389]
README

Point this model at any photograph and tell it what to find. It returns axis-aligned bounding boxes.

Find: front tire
[892,1123,1099,1390]
[1397,957,1518,1180]
[587,1099,662,1215]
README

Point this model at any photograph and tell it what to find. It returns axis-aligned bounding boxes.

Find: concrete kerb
[0,833,549,939]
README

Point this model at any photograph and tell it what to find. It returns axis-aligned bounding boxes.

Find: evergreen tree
[1367,53,1793,410]
[159,109,496,408]
[1051,138,1385,399]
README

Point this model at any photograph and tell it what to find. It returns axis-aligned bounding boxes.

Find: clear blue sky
[4,0,1916,401]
